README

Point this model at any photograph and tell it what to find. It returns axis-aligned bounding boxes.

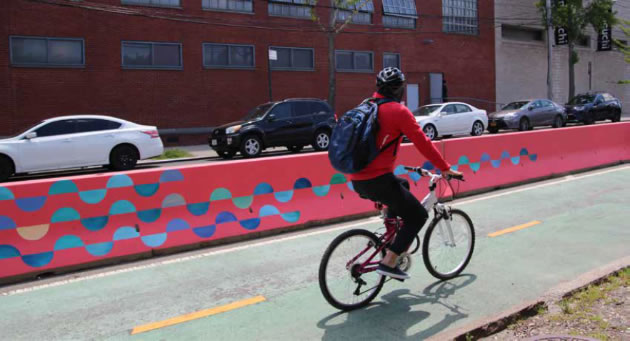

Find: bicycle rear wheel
[318,229,386,311]
[422,209,475,280]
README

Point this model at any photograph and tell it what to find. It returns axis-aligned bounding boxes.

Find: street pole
[267,46,273,102]
[546,0,554,101]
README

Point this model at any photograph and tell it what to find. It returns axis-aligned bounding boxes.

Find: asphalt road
[6,117,629,183]
[1,164,629,340]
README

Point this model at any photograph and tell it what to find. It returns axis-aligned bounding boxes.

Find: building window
[270,47,314,71]
[10,36,85,67]
[383,53,400,68]
[577,35,591,48]
[202,0,253,13]
[382,0,417,29]
[443,0,478,35]
[336,0,374,25]
[268,0,314,19]
[501,26,544,42]
[203,43,255,68]
[122,0,180,8]
[122,41,182,69]
[335,50,373,72]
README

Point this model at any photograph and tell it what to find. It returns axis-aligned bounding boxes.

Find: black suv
[565,92,623,124]
[209,98,335,159]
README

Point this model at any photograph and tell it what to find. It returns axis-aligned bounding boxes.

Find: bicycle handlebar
[403,166,465,181]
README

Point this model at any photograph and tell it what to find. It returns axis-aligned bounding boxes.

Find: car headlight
[226,125,242,134]
[574,106,585,111]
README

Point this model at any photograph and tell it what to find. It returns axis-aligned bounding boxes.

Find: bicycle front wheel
[422,209,475,280]
[318,229,386,311]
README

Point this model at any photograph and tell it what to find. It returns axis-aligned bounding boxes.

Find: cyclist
[351,67,463,280]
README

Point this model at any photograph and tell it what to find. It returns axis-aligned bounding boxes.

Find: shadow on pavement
[317,274,477,340]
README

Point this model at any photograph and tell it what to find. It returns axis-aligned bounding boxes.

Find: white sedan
[0,115,164,181]
[412,102,488,140]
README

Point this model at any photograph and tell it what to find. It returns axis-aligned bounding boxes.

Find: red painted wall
[1,123,629,282]
[1,0,496,137]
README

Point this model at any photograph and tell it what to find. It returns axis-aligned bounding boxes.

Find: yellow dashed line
[131,295,266,335]
[488,220,542,237]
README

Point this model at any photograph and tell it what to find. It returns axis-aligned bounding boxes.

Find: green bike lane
[1,165,629,340]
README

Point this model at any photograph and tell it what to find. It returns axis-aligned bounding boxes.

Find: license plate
[227,138,232,145]
[490,121,497,127]
[211,139,217,146]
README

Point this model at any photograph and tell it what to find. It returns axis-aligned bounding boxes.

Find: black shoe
[376,263,410,280]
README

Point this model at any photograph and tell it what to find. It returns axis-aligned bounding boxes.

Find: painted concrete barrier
[1,123,629,282]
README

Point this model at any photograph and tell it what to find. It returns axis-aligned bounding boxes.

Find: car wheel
[109,145,139,171]
[0,156,15,182]
[518,117,530,131]
[240,135,263,158]
[288,145,303,153]
[611,110,621,123]
[313,130,331,151]
[423,124,437,141]
[471,121,484,136]
[488,126,499,134]
[552,115,564,128]
[218,150,236,160]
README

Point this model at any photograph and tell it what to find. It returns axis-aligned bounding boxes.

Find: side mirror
[528,106,534,111]
[25,132,37,140]
[267,114,276,121]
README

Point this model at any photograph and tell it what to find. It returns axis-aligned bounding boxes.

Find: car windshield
[501,101,529,110]
[6,121,43,138]
[414,105,441,116]
[568,94,596,105]
[243,103,274,120]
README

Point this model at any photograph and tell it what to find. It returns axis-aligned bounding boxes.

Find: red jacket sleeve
[396,106,451,171]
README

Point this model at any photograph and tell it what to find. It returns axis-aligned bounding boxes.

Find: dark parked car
[487,99,567,133]
[565,92,622,124]
[209,98,335,159]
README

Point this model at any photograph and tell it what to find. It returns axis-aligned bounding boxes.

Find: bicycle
[318,166,475,311]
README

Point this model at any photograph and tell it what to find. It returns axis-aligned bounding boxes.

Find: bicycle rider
[350,67,463,280]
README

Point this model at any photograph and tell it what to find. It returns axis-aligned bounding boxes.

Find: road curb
[430,256,630,341]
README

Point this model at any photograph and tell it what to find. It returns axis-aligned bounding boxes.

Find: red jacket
[349,93,451,181]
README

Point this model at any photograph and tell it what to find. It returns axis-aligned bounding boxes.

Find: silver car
[487,99,567,133]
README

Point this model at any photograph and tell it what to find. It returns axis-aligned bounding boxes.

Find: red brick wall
[2,0,495,142]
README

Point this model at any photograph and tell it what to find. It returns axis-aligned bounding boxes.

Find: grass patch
[151,149,193,160]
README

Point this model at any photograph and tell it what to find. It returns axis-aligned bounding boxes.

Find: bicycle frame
[348,168,457,276]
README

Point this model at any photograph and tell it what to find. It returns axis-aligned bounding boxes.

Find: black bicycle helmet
[376,67,406,101]
[376,67,405,88]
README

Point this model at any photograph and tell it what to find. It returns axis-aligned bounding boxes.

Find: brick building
[1,0,495,144]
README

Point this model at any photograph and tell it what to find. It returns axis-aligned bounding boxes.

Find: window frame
[269,46,315,71]
[202,0,254,13]
[121,0,181,9]
[203,43,256,69]
[10,36,86,68]
[383,52,401,69]
[335,50,374,73]
[455,104,472,113]
[34,120,77,138]
[268,0,315,19]
[269,102,293,120]
[382,0,417,29]
[121,41,183,70]
[335,0,374,25]
[442,0,479,35]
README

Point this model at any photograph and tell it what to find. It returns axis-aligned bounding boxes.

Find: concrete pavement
[0,165,629,340]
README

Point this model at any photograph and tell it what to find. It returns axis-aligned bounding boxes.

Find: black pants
[352,173,429,255]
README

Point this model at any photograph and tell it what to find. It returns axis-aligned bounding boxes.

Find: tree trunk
[327,32,336,113]
[568,42,575,101]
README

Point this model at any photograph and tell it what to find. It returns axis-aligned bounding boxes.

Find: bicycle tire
[422,209,475,280]
[319,229,386,311]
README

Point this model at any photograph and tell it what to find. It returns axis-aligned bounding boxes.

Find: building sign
[555,27,568,45]
[597,23,612,51]
[554,0,568,45]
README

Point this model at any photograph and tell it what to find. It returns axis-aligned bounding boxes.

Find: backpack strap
[373,97,401,154]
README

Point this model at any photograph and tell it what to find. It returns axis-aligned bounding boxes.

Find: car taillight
[142,130,160,138]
